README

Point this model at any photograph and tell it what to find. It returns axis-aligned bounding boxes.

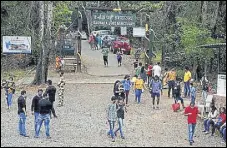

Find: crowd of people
[1,72,66,139]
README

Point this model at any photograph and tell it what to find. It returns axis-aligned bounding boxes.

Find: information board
[217,74,226,97]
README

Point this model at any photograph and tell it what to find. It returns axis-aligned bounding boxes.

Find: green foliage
[53,2,73,31]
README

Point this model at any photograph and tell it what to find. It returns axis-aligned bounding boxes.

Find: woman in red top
[184,102,200,145]
[147,62,153,86]
[211,107,226,136]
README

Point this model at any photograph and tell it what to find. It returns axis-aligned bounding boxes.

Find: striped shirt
[107,103,117,121]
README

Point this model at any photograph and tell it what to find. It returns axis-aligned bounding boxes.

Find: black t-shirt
[31,95,42,112]
[45,85,56,102]
[117,104,125,119]
[173,82,181,97]
[38,99,52,114]
[18,96,26,114]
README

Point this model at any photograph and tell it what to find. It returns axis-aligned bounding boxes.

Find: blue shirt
[121,80,131,91]
[190,86,196,97]
[150,80,162,93]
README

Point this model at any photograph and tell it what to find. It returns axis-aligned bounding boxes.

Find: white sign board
[121,27,127,35]
[133,27,146,37]
[3,36,31,54]
[217,74,226,97]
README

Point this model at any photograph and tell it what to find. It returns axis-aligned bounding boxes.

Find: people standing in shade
[167,68,177,98]
[190,83,196,104]
[150,75,162,109]
[101,47,109,67]
[58,72,65,107]
[184,66,192,98]
[114,98,127,139]
[152,62,162,79]
[31,89,43,134]
[121,75,131,105]
[116,49,123,67]
[184,102,200,145]
[45,80,57,118]
[106,96,118,142]
[5,77,15,110]
[17,90,29,137]
[35,92,52,139]
[134,75,146,104]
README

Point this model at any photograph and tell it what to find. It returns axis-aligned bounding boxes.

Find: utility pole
[145,15,150,63]
[77,6,82,72]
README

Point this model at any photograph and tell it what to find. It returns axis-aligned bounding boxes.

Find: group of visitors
[88,33,102,50]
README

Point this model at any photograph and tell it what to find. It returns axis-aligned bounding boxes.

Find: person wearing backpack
[149,75,162,109]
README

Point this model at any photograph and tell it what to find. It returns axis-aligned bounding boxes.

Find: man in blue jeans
[184,66,191,98]
[35,92,52,139]
[31,89,43,134]
[17,90,29,137]
[184,102,200,145]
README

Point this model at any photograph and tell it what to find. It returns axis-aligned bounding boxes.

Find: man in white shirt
[152,62,162,78]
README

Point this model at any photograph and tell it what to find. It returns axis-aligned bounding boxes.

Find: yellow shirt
[168,71,176,81]
[132,77,137,83]
[184,71,191,82]
[134,79,144,90]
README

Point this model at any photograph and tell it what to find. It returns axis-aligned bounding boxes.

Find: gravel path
[1,83,226,147]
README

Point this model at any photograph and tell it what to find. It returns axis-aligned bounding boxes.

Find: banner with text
[92,12,136,27]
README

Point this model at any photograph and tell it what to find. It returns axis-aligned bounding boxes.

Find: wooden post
[77,7,82,72]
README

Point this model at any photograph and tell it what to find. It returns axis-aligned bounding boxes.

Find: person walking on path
[152,62,162,79]
[45,80,57,118]
[173,79,185,109]
[58,72,65,107]
[140,66,147,84]
[167,68,177,98]
[35,92,52,139]
[17,90,29,137]
[150,75,162,109]
[190,83,196,103]
[147,62,153,86]
[4,77,15,110]
[184,66,192,98]
[203,106,218,134]
[201,79,209,104]
[135,62,142,77]
[184,102,200,145]
[31,89,43,134]
[113,80,125,102]
[134,75,146,104]
[121,75,131,105]
[114,98,127,139]
[116,50,123,67]
[101,47,109,67]
[106,96,118,142]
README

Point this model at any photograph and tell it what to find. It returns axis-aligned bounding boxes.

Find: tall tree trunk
[32,1,45,85]
[210,1,220,36]
[201,1,208,27]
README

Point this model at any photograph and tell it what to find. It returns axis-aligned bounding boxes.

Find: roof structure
[196,43,226,48]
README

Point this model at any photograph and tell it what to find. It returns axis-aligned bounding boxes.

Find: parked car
[57,39,76,56]
[81,31,87,40]
[110,36,132,55]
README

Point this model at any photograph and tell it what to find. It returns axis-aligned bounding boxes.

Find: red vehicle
[110,36,132,55]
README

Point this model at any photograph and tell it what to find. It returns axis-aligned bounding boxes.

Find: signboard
[217,74,226,96]
[121,27,127,35]
[92,12,136,27]
[133,27,146,37]
[3,36,31,54]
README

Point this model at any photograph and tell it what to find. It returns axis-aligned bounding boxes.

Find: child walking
[117,50,123,67]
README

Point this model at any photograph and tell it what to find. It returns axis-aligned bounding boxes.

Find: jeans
[175,96,184,104]
[18,113,26,136]
[125,90,129,104]
[7,93,13,107]
[107,120,115,139]
[115,118,124,137]
[204,119,214,132]
[191,96,196,104]
[202,90,207,102]
[212,122,223,135]
[36,114,50,137]
[34,112,39,133]
[188,123,196,142]
[135,89,142,103]
[168,80,175,97]
[223,128,226,142]
[184,81,190,97]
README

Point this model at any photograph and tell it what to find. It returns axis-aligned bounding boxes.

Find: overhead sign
[133,27,146,37]
[3,36,31,54]
[217,74,226,97]
[92,12,136,27]
[121,27,127,35]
